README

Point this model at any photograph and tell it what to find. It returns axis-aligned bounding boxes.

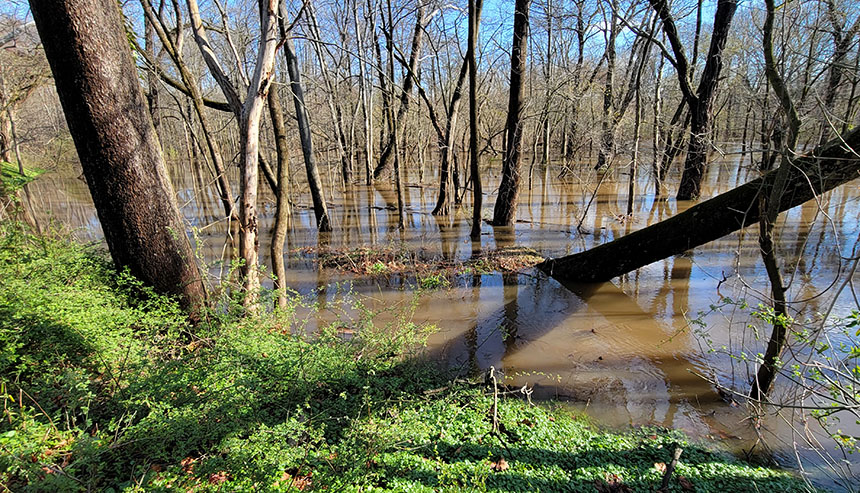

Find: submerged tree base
[0,226,809,491]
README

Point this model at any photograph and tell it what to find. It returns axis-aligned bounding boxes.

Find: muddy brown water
[23,155,860,489]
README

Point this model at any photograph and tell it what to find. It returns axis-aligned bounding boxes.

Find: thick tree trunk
[29,0,205,315]
[491,0,531,226]
[538,127,860,282]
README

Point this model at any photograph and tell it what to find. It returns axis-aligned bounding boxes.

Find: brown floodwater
[23,154,860,489]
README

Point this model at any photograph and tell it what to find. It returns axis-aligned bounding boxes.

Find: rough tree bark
[29,0,206,315]
[491,0,531,226]
[538,127,860,282]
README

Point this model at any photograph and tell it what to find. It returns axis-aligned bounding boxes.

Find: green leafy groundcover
[0,225,811,492]
[1,161,45,193]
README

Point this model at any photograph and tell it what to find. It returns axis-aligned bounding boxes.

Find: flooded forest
[2,0,860,490]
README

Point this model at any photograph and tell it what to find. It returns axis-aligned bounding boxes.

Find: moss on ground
[0,224,812,492]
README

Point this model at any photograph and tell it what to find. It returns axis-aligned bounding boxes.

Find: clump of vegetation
[0,161,45,193]
[0,225,809,491]
[305,244,544,282]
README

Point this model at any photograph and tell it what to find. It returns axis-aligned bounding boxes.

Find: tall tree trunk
[819,0,859,144]
[652,47,665,194]
[431,0,485,216]
[432,52,469,216]
[281,7,332,233]
[353,0,373,185]
[140,0,238,223]
[491,0,531,226]
[186,0,280,309]
[238,0,280,309]
[385,0,404,229]
[468,0,482,240]
[30,0,205,315]
[627,64,643,216]
[672,0,737,200]
[542,0,553,165]
[305,1,352,184]
[595,0,618,171]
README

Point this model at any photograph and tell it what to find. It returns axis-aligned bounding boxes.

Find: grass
[0,223,813,492]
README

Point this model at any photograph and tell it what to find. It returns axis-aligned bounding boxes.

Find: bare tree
[281,4,332,233]
[649,0,738,200]
[185,0,281,308]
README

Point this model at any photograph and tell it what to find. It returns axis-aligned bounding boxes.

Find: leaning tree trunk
[29,0,206,315]
[140,0,238,223]
[538,126,860,282]
[491,0,531,226]
[432,53,469,216]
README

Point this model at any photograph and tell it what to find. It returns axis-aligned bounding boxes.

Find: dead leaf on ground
[519,418,535,428]
[679,476,694,490]
[489,457,509,472]
[277,470,312,491]
[180,456,196,474]
[593,473,633,493]
[208,471,229,484]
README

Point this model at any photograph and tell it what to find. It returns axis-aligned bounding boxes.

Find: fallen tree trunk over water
[538,128,860,282]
